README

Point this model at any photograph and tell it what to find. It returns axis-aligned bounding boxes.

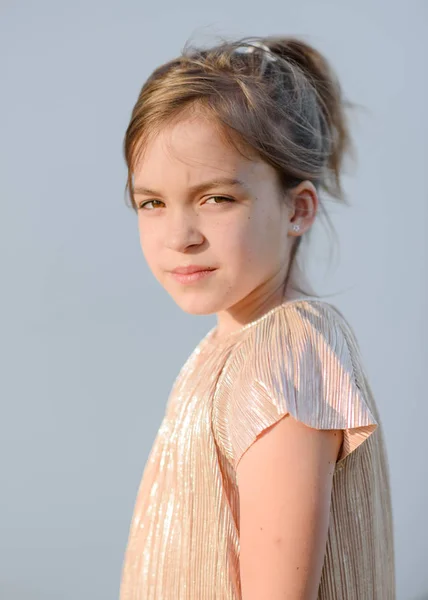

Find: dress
[119,299,395,599]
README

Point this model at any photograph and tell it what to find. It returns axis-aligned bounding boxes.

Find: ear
[286,181,319,237]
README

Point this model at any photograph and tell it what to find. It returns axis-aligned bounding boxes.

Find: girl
[119,36,395,599]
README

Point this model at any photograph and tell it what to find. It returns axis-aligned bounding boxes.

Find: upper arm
[236,413,343,600]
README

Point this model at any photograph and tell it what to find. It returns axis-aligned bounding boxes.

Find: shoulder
[261,298,352,337]
[214,298,377,469]
[236,298,361,376]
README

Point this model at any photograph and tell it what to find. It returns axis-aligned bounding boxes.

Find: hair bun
[264,37,352,198]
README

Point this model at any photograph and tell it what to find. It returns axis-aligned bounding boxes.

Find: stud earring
[292,224,300,232]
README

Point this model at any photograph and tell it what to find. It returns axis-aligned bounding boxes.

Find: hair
[122,35,354,297]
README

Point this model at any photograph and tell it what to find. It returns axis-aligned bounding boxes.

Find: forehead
[133,114,260,187]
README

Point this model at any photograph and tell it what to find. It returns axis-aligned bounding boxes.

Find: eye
[137,200,165,210]
[204,196,235,205]
[137,196,235,211]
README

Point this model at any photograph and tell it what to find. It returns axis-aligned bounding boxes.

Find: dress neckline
[205,296,322,347]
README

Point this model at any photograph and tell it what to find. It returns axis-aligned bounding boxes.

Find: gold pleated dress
[120,299,395,599]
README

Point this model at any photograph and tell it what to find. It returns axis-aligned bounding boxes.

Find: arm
[236,414,343,600]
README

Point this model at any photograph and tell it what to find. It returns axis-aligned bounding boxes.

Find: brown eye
[204,196,235,205]
[138,200,164,210]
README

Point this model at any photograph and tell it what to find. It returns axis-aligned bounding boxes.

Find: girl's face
[133,112,314,333]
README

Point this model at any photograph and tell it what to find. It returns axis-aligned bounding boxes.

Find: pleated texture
[120,299,395,599]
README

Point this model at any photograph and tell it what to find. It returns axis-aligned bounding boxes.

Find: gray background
[1,1,427,599]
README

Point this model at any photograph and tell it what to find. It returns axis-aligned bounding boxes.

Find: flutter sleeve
[216,301,378,471]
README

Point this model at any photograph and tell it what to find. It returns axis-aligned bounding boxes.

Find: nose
[164,210,205,252]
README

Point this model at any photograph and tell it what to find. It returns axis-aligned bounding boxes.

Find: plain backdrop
[1,1,427,599]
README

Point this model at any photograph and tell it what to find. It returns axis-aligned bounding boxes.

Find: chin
[169,291,223,316]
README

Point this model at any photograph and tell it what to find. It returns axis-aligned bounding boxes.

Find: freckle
[297,567,300,570]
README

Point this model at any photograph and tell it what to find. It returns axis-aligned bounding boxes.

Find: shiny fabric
[120,299,395,599]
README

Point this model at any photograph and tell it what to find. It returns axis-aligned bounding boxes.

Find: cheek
[220,214,273,269]
[138,221,160,268]
[252,207,280,246]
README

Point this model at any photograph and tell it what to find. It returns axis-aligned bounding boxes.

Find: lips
[171,266,216,275]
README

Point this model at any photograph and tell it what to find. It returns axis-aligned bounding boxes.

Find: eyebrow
[132,177,248,197]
